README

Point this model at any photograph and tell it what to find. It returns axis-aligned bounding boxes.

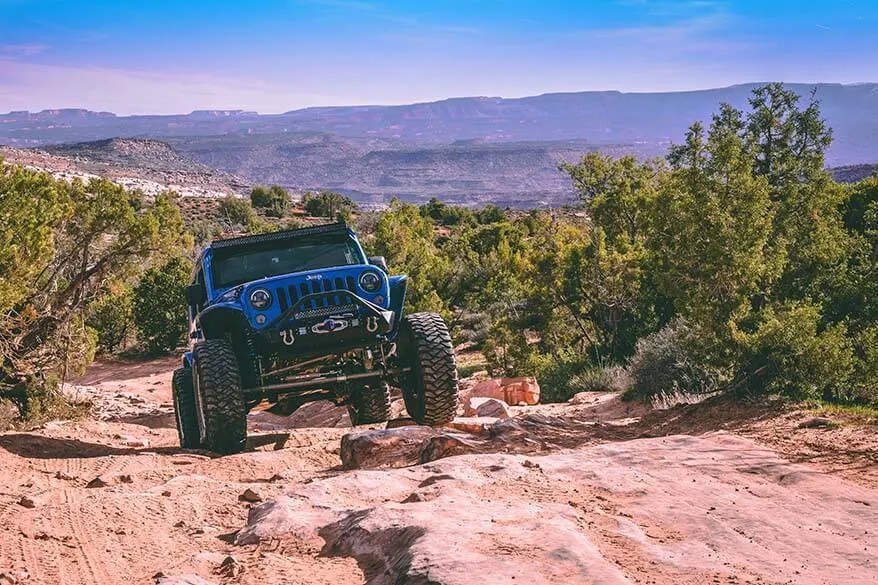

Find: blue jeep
[171,222,459,454]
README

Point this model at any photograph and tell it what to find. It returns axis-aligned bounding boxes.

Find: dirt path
[1,358,876,585]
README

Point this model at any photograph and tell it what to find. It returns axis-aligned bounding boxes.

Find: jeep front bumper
[259,291,394,351]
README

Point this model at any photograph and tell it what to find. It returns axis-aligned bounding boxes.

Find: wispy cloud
[584,14,727,41]
[579,1,751,55]
[0,43,48,57]
[0,59,354,114]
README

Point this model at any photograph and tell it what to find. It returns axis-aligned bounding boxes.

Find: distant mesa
[831,164,878,183]
[186,110,259,119]
[0,108,116,121]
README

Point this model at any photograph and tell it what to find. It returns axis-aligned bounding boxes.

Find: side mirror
[185,283,206,306]
[368,256,389,272]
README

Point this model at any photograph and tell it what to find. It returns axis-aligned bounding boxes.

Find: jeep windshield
[211,235,364,290]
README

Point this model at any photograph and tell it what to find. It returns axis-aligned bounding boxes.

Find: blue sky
[1,0,876,114]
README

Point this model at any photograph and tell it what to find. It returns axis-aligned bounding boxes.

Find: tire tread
[172,367,200,449]
[348,383,392,425]
[400,312,458,426]
[193,339,247,454]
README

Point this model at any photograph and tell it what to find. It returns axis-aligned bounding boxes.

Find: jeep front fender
[197,305,248,339]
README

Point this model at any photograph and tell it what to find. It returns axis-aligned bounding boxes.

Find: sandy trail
[1,358,876,585]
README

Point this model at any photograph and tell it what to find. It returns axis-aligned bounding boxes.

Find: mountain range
[1,83,876,205]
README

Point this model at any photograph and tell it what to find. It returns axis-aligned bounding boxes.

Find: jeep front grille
[275,276,358,313]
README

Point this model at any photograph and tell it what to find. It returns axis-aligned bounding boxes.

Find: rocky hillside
[0,138,250,198]
[169,133,643,207]
[832,163,878,183]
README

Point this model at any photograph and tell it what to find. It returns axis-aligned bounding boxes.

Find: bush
[302,190,358,219]
[571,365,631,393]
[219,195,256,226]
[850,326,878,404]
[476,204,506,224]
[190,219,223,247]
[735,303,854,400]
[626,321,722,402]
[133,257,192,354]
[441,205,476,227]
[10,375,91,426]
[524,349,591,403]
[86,287,134,353]
[250,185,290,217]
[420,198,476,227]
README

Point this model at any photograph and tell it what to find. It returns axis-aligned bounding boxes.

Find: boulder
[284,400,351,428]
[340,413,601,469]
[340,426,437,470]
[463,396,511,419]
[252,400,350,430]
[798,417,834,429]
[242,451,634,585]
[446,416,500,434]
[235,495,339,546]
[468,377,540,406]
[420,433,482,462]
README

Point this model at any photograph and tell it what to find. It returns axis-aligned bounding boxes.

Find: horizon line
[2,80,876,118]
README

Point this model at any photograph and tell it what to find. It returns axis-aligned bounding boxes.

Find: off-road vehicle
[171,222,458,454]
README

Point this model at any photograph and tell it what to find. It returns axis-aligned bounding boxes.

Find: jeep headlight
[216,285,243,304]
[249,288,272,310]
[359,271,382,293]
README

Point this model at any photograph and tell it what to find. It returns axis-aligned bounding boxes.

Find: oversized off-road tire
[397,312,458,426]
[192,339,247,455]
[172,367,201,449]
[347,383,392,425]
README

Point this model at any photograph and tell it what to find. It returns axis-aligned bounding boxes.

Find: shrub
[524,349,591,403]
[571,365,631,393]
[420,198,476,227]
[476,204,506,224]
[483,322,533,379]
[190,219,223,247]
[11,375,91,426]
[441,205,476,227]
[302,190,358,219]
[626,321,722,402]
[132,256,192,354]
[219,195,256,226]
[850,326,878,404]
[250,185,290,218]
[734,303,854,400]
[86,287,134,353]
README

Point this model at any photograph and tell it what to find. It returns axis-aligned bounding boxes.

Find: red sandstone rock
[469,377,540,405]
[464,396,511,419]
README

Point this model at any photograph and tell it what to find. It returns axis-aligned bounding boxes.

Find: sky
[1,0,876,114]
